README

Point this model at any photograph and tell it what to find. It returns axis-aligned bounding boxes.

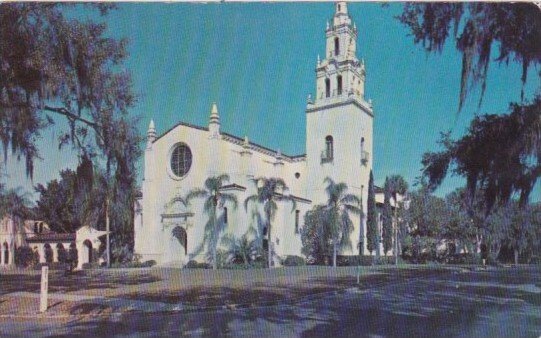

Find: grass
[1,265,538,316]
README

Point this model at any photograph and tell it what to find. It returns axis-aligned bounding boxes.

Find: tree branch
[43,105,105,143]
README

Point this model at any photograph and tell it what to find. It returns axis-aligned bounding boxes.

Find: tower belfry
[312,1,366,104]
[305,1,373,213]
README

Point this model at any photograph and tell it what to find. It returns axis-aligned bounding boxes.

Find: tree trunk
[333,239,337,268]
[514,249,519,265]
[394,202,398,265]
[212,209,217,270]
[268,221,272,269]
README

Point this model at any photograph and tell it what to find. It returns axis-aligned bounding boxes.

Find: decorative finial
[317,54,320,66]
[243,135,249,147]
[146,119,156,149]
[326,20,330,30]
[354,22,357,30]
[209,102,221,138]
[276,149,282,159]
[307,93,313,104]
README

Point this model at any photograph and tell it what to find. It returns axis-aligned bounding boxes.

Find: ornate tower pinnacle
[209,102,220,138]
[146,119,156,149]
[312,1,366,105]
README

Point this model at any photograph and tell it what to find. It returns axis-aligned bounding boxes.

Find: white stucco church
[135,2,389,266]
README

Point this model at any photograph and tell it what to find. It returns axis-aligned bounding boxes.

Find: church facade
[135,2,384,266]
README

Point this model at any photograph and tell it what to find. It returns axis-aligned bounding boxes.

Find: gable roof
[153,121,306,163]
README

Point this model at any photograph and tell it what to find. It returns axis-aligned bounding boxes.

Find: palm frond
[341,194,361,206]
[220,193,238,209]
[343,204,361,215]
[185,189,208,204]
[244,194,259,211]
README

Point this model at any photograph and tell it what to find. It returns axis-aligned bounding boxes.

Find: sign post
[40,266,49,313]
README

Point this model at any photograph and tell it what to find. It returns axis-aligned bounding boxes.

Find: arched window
[39,222,43,233]
[3,242,8,265]
[325,135,334,160]
[44,243,53,263]
[325,78,330,98]
[337,75,343,95]
[223,207,228,224]
[34,222,38,234]
[334,37,340,56]
[295,210,300,234]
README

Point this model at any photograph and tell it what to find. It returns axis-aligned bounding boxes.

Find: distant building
[0,216,106,269]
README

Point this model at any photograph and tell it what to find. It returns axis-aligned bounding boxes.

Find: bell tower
[306,2,373,254]
[316,1,365,103]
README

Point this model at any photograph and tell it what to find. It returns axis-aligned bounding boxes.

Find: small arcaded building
[0,215,107,269]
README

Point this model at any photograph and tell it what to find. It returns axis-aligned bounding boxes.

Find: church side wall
[135,123,310,266]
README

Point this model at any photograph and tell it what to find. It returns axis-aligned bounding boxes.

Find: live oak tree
[400,4,541,260]
[398,3,541,110]
[1,4,142,257]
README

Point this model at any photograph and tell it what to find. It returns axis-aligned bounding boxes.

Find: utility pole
[394,202,399,266]
[106,198,110,268]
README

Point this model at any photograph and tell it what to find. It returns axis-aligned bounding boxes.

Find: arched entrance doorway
[81,240,93,265]
[172,226,188,256]
[44,243,53,263]
[68,243,78,268]
[57,243,67,263]
[3,242,8,265]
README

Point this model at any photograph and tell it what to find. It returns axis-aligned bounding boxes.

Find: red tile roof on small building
[26,233,76,243]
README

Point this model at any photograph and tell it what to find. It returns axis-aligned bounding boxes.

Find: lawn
[0,265,539,317]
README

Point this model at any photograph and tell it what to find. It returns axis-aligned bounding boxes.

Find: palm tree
[244,177,296,268]
[221,228,259,267]
[323,177,361,267]
[178,174,238,270]
[384,175,408,264]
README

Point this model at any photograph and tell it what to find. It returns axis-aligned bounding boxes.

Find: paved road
[1,268,540,337]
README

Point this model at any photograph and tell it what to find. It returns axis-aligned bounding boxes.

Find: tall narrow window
[337,75,343,95]
[295,210,300,234]
[325,78,330,98]
[334,37,340,56]
[325,135,334,160]
[224,207,228,224]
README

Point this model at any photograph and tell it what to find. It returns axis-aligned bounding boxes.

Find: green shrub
[185,260,211,269]
[282,255,306,266]
[15,246,35,268]
[108,260,157,269]
[82,262,99,269]
[447,253,482,265]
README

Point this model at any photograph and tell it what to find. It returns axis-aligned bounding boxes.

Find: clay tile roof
[26,233,76,243]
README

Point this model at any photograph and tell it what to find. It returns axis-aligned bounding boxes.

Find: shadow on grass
[70,303,112,316]
[0,270,161,296]
[24,266,541,337]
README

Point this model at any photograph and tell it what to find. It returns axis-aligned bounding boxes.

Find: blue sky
[4,2,540,202]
